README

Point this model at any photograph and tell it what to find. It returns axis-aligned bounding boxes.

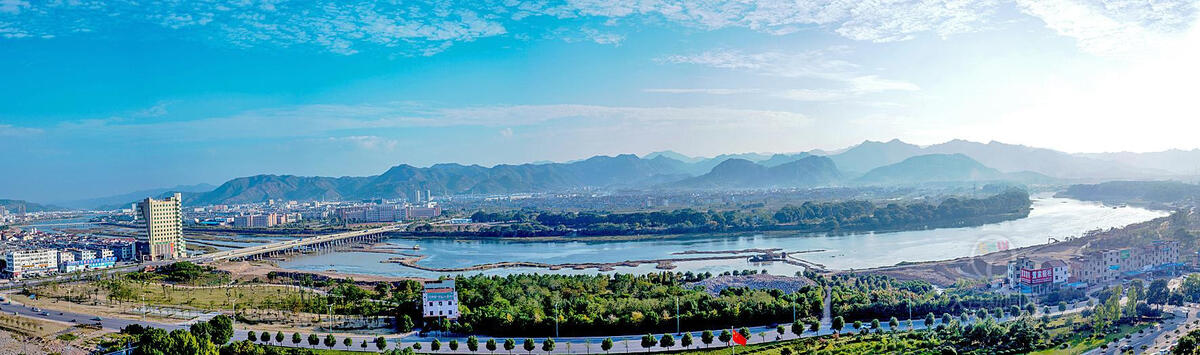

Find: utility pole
[675,297,680,334]
[554,300,559,338]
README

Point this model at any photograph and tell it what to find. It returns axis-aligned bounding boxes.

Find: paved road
[0,297,185,332]
[1087,303,1198,355]
[0,286,1098,354]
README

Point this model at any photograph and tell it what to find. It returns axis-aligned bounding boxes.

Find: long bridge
[197,223,407,262]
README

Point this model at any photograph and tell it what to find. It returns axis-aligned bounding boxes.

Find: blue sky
[1,0,1199,202]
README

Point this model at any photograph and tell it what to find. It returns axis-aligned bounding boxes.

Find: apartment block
[137,193,186,260]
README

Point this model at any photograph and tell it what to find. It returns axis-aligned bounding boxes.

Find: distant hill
[643,150,704,163]
[187,154,692,206]
[149,138,1200,206]
[827,139,924,175]
[1078,149,1200,176]
[924,140,1159,180]
[809,139,1164,180]
[0,199,66,213]
[855,154,1010,185]
[59,183,217,210]
[1057,180,1200,205]
[684,152,774,175]
[673,156,841,189]
[758,153,814,167]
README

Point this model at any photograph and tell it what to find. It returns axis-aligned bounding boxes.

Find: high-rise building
[137,193,186,260]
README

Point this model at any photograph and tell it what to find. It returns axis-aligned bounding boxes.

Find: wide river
[277,197,1166,278]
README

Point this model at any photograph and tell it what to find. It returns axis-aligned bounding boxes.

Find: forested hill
[458,190,1032,237]
[0,199,65,213]
[1057,181,1200,206]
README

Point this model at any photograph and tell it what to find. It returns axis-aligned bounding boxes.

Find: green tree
[504,339,516,354]
[1148,279,1169,305]
[659,334,675,348]
[432,338,442,352]
[468,336,480,352]
[718,330,732,344]
[702,330,715,346]
[375,336,388,351]
[889,317,899,331]
[246,330,257,343]
[344,337,353,348]
[450,339,460,351]
[738,327,750,339]
[292,333,301,347]
[208,315,234,345]
[641,334,657,351]
[852,320,862,330]
[190,322,214,344]
[275,331,284,344]
[324,334,336,349]
[681,332,693,348]
[486,338,498,353]
[307,334,319,348]
[167,329,202,355]
[871,318,881,330]
[832,316,845,332]
[522,338,535,354]
[925,313,936,328]
[541,338,555,352]
[941,313,952,325]
[601,338,613,353]
[809,322,819,332]
[398,315,415,333]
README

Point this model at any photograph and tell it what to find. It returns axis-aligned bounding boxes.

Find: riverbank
[394,209,1032,243]
[379,249,823,273]
[263,197,1163,281]
[858,208,1192,285]
[217,260,432,283]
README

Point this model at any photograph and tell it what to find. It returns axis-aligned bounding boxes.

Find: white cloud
[659,48,920,101]
[50,102,813,142]
[1016,0,1199,56]
[0,0,29,15]
[0,0,1003,55]
[322,135,399,151]
[642,88,762,95]
[0,123,42,136]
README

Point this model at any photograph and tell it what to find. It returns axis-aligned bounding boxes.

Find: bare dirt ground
[0,316,94,355]
[689,274,816,295]
[856,209,1194,286]
[216,260,431,283]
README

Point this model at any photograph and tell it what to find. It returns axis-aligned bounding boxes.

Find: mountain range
[0,199,66,213]
[45,139,1200,208]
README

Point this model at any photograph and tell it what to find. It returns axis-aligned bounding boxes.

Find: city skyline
[2,1,1199,201]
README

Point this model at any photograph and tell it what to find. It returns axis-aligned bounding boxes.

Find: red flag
[731,330,747,346]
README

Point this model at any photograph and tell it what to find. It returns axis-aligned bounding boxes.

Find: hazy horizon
[3,1,1199,201]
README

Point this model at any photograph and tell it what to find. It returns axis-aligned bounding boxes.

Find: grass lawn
[31,279,320,312]
[1029,321,1152,355]
[674,333,946,355]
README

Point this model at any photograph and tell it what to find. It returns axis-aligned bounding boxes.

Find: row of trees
[825,273,1031,323]
[466,190,1032,237]
[451,272,824,337]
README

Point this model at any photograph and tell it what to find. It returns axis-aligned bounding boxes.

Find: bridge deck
[200,224,405,261]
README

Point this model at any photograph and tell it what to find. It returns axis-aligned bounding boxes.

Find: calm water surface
[278,197,1167,278]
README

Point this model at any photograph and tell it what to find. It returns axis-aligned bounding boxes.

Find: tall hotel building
[137,193,186,260]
